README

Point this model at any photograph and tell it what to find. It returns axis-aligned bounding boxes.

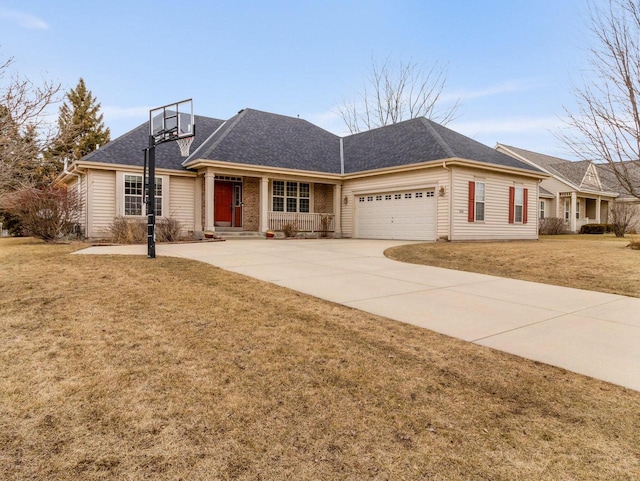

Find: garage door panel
[356,189,436,240]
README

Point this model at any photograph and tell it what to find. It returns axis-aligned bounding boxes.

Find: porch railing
[268,212,335,233]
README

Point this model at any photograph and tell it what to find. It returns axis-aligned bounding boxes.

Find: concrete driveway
[76,239,640,391]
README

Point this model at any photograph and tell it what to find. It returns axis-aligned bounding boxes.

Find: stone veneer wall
[243,177,260,231]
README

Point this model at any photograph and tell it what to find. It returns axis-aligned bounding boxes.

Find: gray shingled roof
[343,118,542,174]
[595,161,640,198]
[500,145,591,188]
[81,110,544,176]
[81,115,224,170]
[190,109,342,173]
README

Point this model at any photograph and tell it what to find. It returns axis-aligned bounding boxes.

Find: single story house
[60,108,547,241]
[495,144,622,232]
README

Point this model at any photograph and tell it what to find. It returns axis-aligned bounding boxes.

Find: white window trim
[116,171,169,218]
[475,181,485,222]
[270,180,313,213]
[514,186,524,223]
[539,200,545,219]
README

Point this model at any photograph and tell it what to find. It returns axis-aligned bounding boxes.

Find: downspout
[339,138,345,237]
[442,161,452,241]
[63,159,84,237]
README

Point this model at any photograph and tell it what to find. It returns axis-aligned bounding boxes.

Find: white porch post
[333,183,342,236]
[204,169,215,232]
[596,196,601,223]
[259,177,269,232]
[570,192,577,232]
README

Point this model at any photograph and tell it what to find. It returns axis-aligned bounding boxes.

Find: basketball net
[176,136,194,157]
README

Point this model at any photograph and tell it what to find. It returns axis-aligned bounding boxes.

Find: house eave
[343,158,548,180]
[65,160,198,177]
[183,158,343,181]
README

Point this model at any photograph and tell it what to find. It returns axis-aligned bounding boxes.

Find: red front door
[214,181,233,227]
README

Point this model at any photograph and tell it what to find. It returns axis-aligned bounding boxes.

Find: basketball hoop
[176,136,194,157]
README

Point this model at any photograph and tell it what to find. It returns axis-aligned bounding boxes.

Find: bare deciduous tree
[609,200,640,236]
[337,57,459,134]
[0,183,81,241]
[561,0,640,199]
[0,55,62,192]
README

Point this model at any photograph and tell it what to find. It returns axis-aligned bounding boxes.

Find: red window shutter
[523,188,528,224]
[468,181,475,222]
[508,186,515,224]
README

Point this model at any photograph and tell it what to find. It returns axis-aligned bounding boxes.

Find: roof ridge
[198,109,248,159]
[419,118,456,158]
[185,118,228,163]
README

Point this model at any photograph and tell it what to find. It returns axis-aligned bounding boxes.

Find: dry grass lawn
[386,234,640,298]
[1,237,640,480]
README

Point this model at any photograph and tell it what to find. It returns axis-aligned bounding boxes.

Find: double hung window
[272,181,310,213]
[124,174,162,216]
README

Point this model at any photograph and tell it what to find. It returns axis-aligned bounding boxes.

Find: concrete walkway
[75,239,640,391]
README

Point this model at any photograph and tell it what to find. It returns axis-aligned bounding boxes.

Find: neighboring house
[496,144,621,232]
[595,161,640,231]
[60,108,547,241]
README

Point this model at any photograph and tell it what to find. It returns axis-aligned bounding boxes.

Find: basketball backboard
[149,99,194,144]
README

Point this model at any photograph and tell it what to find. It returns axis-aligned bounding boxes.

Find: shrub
[109,217,146,244]
[319,214,332,238]
[580,223,606,234]
[109,216,184,244]
[609,201,640,238]
[0,184,82,241]
[156,217,183,242]
[539,217,566,235]
[280,220,298,238]
[627,237,640,250]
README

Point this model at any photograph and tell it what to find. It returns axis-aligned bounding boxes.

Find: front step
[216,230,265,239]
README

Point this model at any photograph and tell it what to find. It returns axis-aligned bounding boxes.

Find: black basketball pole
[147,134,156,258]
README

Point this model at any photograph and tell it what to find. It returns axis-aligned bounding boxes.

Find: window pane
[515,187,523,205]
[299,198,310,213]
[299,183,310,198]
[154,178,162,197]
[286,182,298,197]
[286,197,297,212]
[125,175,142,196]
[125,196,142,216]
[476,182,485,202]
[273,181,284,197]
[273,197,284,212]
[476,202,485,221]
[155,197,162,217]
[515,205,523,223]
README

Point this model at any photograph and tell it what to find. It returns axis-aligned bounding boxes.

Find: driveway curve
[76,239,640,391]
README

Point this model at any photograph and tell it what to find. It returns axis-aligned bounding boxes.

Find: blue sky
[1,0,590,157]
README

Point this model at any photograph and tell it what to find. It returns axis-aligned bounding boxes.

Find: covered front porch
[558,191,612,232]
[195,170,342,236]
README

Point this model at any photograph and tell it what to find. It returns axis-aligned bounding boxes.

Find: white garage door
[356,189,437,240]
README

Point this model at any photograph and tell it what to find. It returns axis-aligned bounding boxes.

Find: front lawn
[1,237,639,480]
[385,234,640,297]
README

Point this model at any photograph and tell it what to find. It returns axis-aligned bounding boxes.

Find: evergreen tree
[47,78,110,166]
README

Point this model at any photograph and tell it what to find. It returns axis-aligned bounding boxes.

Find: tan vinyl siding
[451,167,538,241]
[87,169,116,238]
[169,176,196,234]
[539,177,573,218]
[341,167,449,239]
[66,176,87,233]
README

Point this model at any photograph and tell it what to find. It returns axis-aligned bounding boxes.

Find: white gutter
[340,138,345,175]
